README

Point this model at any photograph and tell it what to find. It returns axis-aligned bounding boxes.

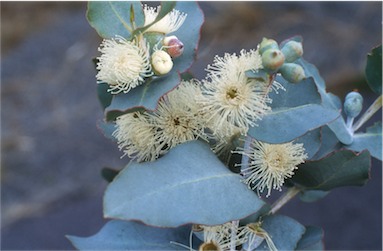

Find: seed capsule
[281,40,303,63]
[279,63,305,83]
[259,37,279,55]
[344,91,363,118]
[163,35,184,58]
[261,49,285,72]
[151,50,173,75]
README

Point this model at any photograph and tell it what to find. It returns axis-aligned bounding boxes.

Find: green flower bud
[281,40,303,63]
[279,63,305,83]
[261,49,285,72]
[344,91,363,118]
[259,37,279,55]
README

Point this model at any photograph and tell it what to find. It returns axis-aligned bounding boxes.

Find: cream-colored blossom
[148,80,207,153]
[206,49,263,79]
[241,222,277,251]
[199,49,277,135]
[96,36,152,94]
[199,73,272,136]
[236,139,308,197]
[199,222,245,251]
[143,5,187,34]
[113,112,160,162]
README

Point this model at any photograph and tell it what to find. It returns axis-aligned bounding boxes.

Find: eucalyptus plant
[67,2,382,250]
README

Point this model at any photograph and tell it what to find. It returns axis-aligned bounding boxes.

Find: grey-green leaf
[296,226,324,251]
[291,150,371,191]
[67,220,201,250]
[87,2,145,39]
[365,45,382,94]
[105,73,180,120]
[248,77,339,143]
[104,140,265,227]
[299,190,329,203]
[346,122,382,160]
[294,128,321,160]
[254,215,305,251]
[311,126,341,160]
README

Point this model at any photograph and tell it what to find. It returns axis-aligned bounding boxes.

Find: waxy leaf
[299,190,329,203]
[296,226,324,250]
[105,73,180,120]
[311,126,341,160]
[254,215,305,251]
[365,45,382,94]
[297,58,354,144]
[291,150,371,191]
[346,122,382,160]
[97,120,117,142]
[67,220,201,250]
[104,140,265,227]
[294,128,321,160]
[248,77,339,143]
[87,2,145,39]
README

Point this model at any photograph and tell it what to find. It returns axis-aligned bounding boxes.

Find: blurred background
[1,2,382,250]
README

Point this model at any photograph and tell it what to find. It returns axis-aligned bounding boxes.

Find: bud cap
[279,63,305,83]
[151,50,173,75]
[344,91,363,118]
[281,40,303,63]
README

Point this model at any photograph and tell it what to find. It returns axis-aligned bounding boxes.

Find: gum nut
[281,40,303,63]
[166,38,184,58]
[261,49,285,71]
[344,91,363,118]
[279,63,305,83]
[151,50,173,75]
[259,37,279,55]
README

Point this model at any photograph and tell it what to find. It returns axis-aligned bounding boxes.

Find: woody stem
[269,187,300,215]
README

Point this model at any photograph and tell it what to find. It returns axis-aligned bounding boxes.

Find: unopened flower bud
[259,37,279,55]
[281,40,303,63]
[344,91,363,118]
[163,35,184,58]
[151,50,173,75]
[261,49,285,72]
[279,63,305,83]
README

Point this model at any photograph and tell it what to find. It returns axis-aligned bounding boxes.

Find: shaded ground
[1,2,382,250]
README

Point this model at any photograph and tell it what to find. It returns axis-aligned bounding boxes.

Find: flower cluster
[96,4,187,94]
[194,220,276,251]
[113,80,207,162]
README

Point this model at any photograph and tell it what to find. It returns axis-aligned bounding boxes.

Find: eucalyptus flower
[151,50,173,75]
[236,139,308,197]
[143,4,187,34]
[96,36,152,94]
[113,112,160,162]
[241,222,277,251]
[200,49,274,135]
[198,222,245,251]
[148,80,207,153]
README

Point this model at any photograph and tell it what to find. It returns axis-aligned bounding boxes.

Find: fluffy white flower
[148,80,207,153]
[199,49,275,136]
[143,5,187,34]
[113,112,161,162]
[236,139,308,197]
[206,49,263,80]
[198,222,245,251]
[241,222,277,251]
[96,36,152,94]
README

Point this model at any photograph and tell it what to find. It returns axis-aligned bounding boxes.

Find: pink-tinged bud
[163,36,184,58]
